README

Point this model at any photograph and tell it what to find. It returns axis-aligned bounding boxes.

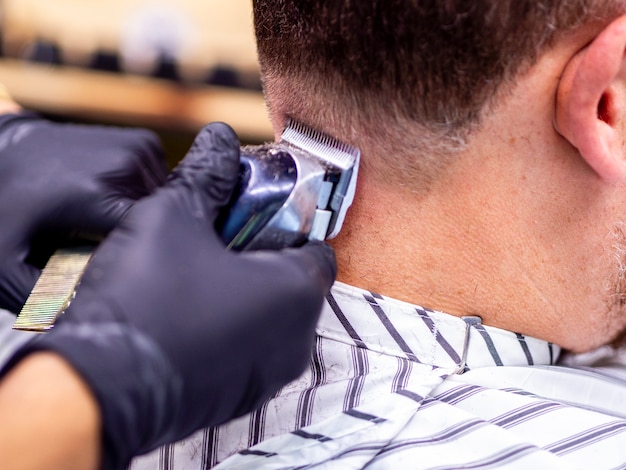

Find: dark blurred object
[21,39,62,65]
[1,1,261,89]
[0,1,272,143]
[89,50,122,74]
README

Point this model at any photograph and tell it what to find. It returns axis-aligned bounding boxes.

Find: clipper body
[218,119,360,250]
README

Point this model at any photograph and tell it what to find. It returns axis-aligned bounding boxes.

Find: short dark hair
[253,1,625,184]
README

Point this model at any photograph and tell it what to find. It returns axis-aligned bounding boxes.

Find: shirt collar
[317,281,560,372]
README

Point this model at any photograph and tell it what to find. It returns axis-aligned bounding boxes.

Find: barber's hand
[0,112,167,313]
[5,123,337,469]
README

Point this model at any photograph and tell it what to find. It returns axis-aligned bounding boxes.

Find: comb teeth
[13,247,92,332]
[281,118,360,170]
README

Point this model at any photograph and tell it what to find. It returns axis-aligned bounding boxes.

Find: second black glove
[1,122,337,469]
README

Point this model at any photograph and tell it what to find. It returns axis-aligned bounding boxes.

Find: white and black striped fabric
[130,281,626,469]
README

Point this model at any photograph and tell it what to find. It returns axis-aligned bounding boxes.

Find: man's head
[254,1,625,186]
[252,1,626,352]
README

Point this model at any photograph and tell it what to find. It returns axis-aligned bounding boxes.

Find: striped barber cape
[131,281,626,469]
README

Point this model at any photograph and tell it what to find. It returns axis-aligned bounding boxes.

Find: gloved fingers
[167,122,241,216]
[0,261,40,314]
[76,126,167,200]
[27,126,167,239]
[66,196,137,240]
[122,129,168,192]
[0,111,39,136]
[88,129,167,232]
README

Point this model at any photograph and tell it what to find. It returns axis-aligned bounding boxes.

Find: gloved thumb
[280,241,338,296]
[240,240,337,306]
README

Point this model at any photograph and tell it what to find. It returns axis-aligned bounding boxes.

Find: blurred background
[0,0,272,167]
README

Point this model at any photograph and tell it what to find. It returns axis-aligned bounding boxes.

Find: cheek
[556,222,626,352]
[595,222,626,345]
[603,221,626,300]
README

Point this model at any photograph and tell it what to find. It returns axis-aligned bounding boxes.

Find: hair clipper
[13,119,360,331]
[217,118,360,250]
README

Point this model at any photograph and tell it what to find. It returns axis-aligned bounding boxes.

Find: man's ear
[555,15,626,183]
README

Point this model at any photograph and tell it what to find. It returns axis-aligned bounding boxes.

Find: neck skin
[269,25,626,352]
[329,106,606,351]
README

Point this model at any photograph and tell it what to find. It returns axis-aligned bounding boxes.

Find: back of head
[253,0,622,187]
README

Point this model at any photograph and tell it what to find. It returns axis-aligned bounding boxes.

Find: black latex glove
[0,112,167,313]
[2,123,337,470]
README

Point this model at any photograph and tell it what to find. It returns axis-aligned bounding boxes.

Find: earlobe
[554,15,626,184]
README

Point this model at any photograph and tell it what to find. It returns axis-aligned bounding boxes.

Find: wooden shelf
[0,59,273,142]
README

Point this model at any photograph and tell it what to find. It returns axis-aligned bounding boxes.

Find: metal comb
[13,247,91,331]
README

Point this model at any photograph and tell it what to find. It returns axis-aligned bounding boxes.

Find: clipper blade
[13,247,92,332]
[280,118,360,239]
[281,118,360,171]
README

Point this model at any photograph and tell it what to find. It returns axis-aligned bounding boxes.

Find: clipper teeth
[13,247,92,332]
[281,118,360,170]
